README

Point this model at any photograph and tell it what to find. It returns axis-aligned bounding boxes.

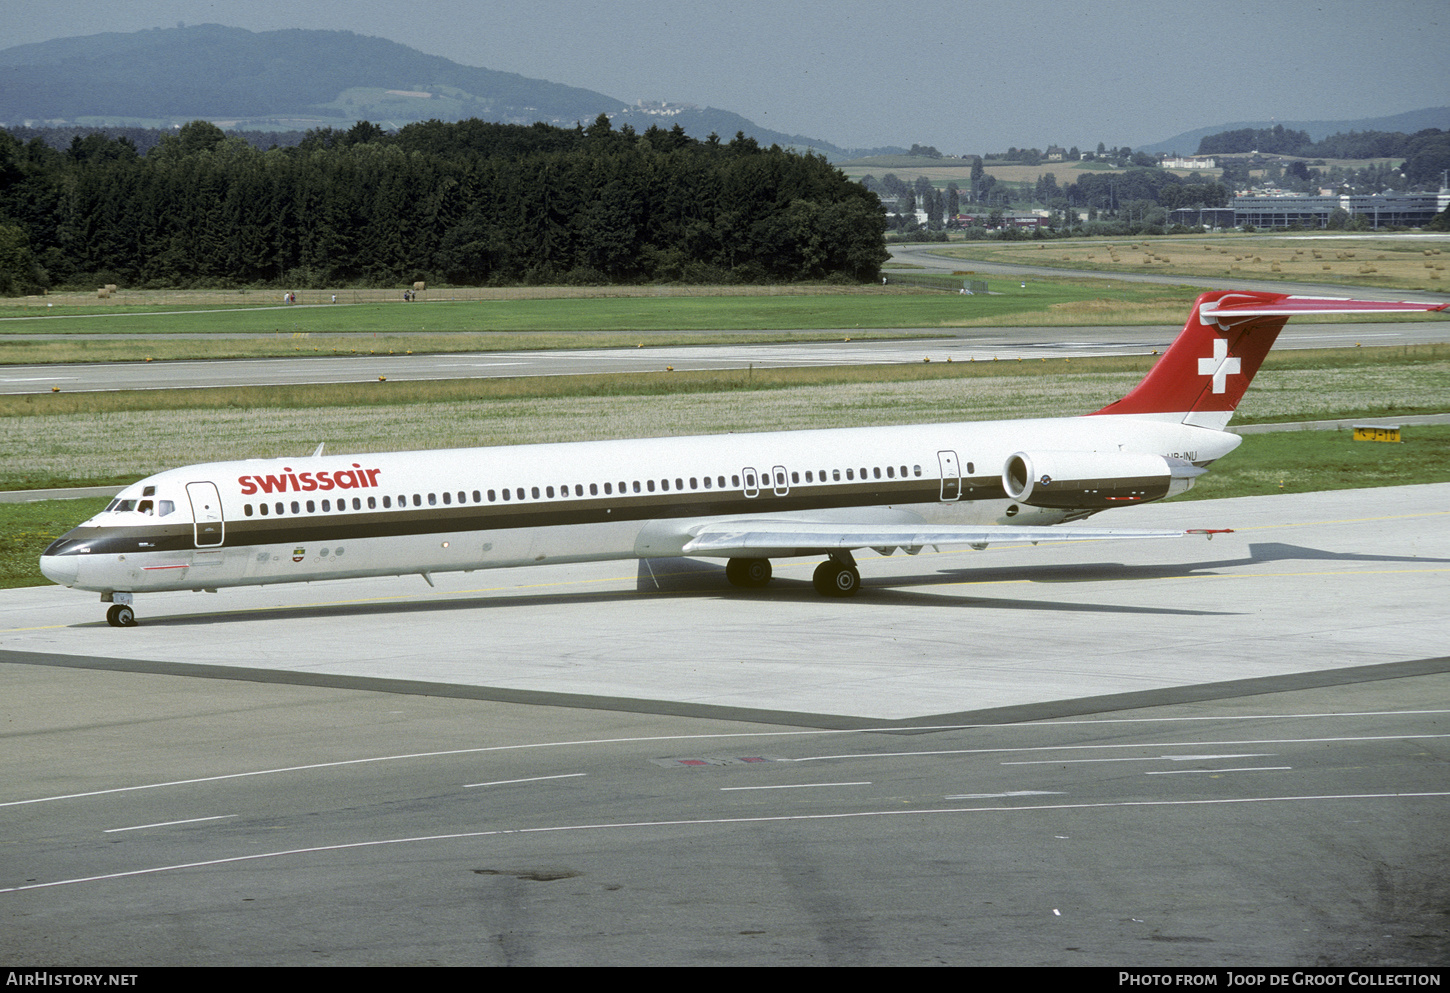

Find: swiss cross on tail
[1091,290,1447,431]
[1197,336,1241,394]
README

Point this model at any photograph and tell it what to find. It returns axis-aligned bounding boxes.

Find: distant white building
[1161,156,1217,170]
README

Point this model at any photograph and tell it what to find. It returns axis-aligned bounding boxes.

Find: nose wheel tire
[106,604,136,627]
[813,560,861,597]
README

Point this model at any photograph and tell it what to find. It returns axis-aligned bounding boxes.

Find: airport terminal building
[1170,189,1450,230]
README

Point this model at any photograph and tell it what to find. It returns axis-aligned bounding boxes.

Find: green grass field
[0,279,1206,363]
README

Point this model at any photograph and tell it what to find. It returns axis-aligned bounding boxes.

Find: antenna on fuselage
[312,442,325,457]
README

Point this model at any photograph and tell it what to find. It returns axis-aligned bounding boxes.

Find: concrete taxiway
[2,484,1447,966]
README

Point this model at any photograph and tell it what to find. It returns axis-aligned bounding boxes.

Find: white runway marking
[719,782,871,791]
[7,791,1446,894]
[1002,752,1276,766]
[103,815,236,833]
[943,791,1066,800]
[462,773,586,788]
[3,713,1442,809]
[1144,767,1293,775]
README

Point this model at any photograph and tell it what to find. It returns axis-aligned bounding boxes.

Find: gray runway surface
[3,321,1446,394]
[2,484,1447,965]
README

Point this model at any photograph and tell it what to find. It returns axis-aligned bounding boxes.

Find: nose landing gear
[105,603,137,627]
[103,592,137,627]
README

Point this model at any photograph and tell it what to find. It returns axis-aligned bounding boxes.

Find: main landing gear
[812,558,861,597]
[724,556,772,588]
[724,554,861,598]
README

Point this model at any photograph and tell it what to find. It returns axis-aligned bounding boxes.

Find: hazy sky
[3,0,1447,151]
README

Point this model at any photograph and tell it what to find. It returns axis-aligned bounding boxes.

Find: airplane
[40,289,1446,627]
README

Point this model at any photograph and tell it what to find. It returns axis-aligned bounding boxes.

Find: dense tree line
[3,124,308,158]
[0,117,888,294]
[1197,126,1450,187]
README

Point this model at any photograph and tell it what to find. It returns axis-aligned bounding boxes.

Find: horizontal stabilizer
[1199,294,1447,327]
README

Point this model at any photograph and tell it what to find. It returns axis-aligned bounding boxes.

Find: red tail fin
[1091,290,1446,430]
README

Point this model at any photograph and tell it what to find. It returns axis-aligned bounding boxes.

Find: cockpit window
[137,500,154,515]
[158,500,175,517]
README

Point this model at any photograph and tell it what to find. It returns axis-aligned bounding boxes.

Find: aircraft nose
[39,554,79,587]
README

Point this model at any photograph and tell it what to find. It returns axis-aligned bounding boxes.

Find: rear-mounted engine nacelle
[1002,451,1203,509]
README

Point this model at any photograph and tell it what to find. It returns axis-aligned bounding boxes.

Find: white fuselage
[40,413,1237,597]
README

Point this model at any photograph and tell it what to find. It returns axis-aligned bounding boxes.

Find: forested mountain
[0,25,884,160]
[0,117,889,294]
[1138,107,1450,156]
[1194,125,1450,186]
[0,25,618,128]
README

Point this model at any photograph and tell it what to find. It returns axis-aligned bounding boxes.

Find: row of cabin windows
[240,463,945,518]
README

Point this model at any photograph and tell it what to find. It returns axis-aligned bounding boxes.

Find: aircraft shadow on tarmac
[96,541,1444,628]
[928,540,1450,587]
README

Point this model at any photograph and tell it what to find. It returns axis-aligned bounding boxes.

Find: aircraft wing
[679,520,1195,557]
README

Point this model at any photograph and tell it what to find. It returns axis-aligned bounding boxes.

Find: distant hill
[1138,107,1450,156]
[0,24,894,160]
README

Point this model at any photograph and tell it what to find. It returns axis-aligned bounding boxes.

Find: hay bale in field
[96,288,109,298]
[413,281,426,292]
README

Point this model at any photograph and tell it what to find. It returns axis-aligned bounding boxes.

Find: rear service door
[186,481,225,547]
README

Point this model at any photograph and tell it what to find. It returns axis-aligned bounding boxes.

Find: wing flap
[679,520,1188,557]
